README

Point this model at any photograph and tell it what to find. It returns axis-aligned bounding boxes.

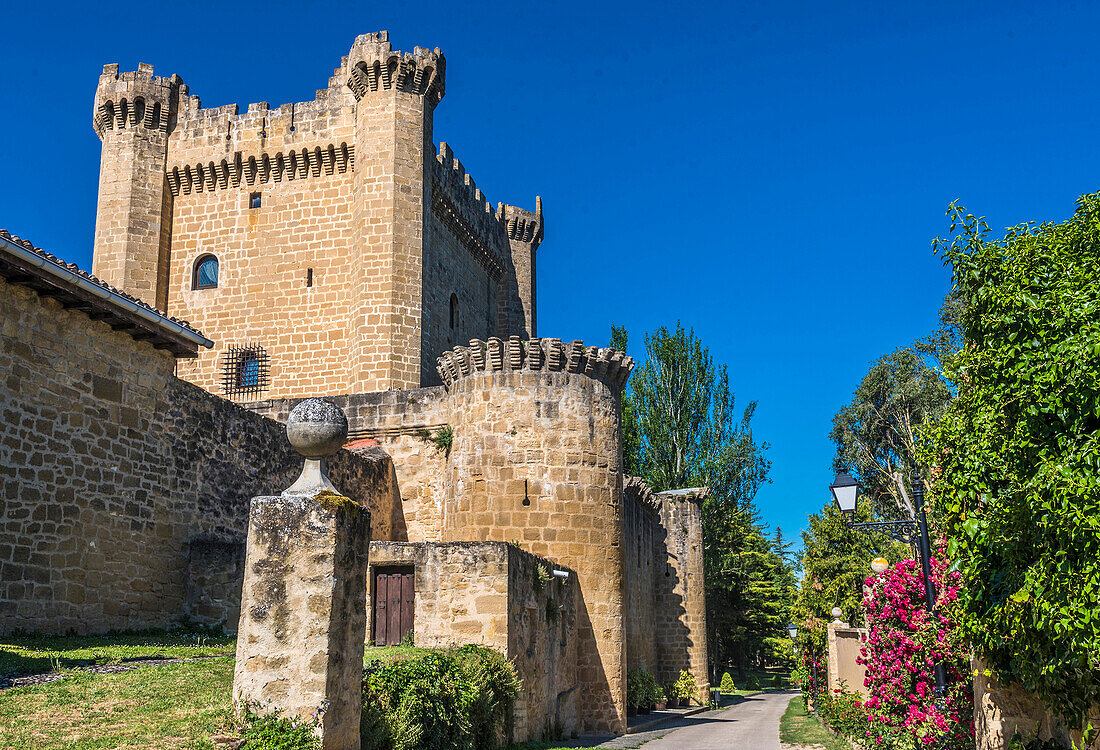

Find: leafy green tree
[610,325,641,476]
[629,323,785,678]
[931,197,1100,725]
[793,501,903,652]
[829,346,953,520]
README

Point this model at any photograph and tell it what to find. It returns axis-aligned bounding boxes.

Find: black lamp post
[829,471,947,700]
[787,622,819,716]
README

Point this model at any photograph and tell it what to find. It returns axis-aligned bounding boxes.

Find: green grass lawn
[0,629,236,677]
[0,657,234,750]
[779,695,852,750]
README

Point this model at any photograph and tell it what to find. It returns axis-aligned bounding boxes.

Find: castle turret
[438,337,633,734]
[345,32,446,392]
[498,198,544,338]
[92,63,183,309]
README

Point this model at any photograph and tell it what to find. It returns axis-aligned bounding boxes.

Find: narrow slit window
[449,293,459,330]
[249,192,261,209]
[306,268,313,288]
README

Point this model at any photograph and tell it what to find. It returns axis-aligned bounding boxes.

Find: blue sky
[4,1,1100,549]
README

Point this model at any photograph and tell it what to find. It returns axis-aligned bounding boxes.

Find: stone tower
[437,338,633,733]
[90,32,543,401]
[345,32,445,392]
[92,63,184,310]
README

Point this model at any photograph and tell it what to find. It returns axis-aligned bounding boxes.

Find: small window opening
[249,192,261,209]
[522,479,531,507]
[449,293,459,330]
[220,344,271,399]
[306,268,313,288]
[193,255,219,289]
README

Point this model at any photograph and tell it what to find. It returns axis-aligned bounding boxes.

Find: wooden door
[373,566,414,646]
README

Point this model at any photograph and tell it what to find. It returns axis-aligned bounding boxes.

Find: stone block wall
[623,480,658,675]
[365,541,577,743]
[655,492,709,699]
[973,658,1100,750]
[0,276,392,635]
[439,339,632,734]
[826,625,870,699]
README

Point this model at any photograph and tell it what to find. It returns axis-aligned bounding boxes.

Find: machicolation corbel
[435,337,633,391]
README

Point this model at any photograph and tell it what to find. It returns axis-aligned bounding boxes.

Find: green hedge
[361,644,520,750]
[933,197,1100,724]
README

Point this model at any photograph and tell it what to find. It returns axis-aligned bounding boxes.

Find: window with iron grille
[220,344,270,399]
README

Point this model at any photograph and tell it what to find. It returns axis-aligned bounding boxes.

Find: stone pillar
[233,399,370,750]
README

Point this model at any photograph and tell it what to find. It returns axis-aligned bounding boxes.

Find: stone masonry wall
[654,493,709,699]
[246,388,451,543]
[366,541,577,744]
[0,276,391,634]
[973,658,1100,750]
[623,482,658,675]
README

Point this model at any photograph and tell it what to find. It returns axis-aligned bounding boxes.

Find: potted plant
[626,668,642,717]
[654,684,666,711]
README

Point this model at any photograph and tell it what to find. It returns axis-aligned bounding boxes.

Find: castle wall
[0,276,391,635]
[654,492,710,699]
[169,169,359,399]
[366,541,577,743]
[438,338,632,734]
[623,484,658,675]
[246,388,451,543]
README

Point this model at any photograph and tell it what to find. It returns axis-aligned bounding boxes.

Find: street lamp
[787,622,818,715]
[829,472,859,514]
[871,557,889,574]
[828,471,947,700]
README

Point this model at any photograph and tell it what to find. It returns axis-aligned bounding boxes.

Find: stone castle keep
[0,31,707,739]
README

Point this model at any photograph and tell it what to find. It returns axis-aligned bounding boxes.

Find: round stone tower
[437,336,633,734]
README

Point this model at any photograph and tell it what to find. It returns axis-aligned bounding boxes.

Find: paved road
[591,691,799,750]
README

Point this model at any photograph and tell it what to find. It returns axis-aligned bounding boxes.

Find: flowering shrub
[817,690,871,740]
[791,642,824,702]
[859,556,974,750]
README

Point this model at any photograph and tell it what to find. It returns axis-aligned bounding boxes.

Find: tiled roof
[0,229,212,357]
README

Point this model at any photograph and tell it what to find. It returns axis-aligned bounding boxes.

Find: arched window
[449,293,459,330]
[193,255,219,289]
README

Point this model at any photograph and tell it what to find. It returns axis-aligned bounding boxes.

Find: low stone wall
[974,658,1100,750]
[0,277,392,635]
[246,389,450,543]
[366,541,577,743]
[827,625,869,698]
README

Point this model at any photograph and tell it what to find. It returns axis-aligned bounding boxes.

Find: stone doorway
[372,565,414,646]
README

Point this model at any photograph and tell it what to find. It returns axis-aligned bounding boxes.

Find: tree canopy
[931,197,1100,724]
[616,322,791,677]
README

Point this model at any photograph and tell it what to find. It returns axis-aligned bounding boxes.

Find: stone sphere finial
[287,399,349,459]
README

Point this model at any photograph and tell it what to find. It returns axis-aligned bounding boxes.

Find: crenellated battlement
[436,337,634,391]
[498,199,544,248]
[344,31,445,104]
[93,62,184,138]
[431,142,507,278]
